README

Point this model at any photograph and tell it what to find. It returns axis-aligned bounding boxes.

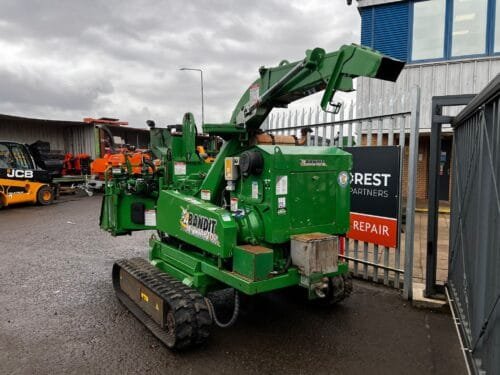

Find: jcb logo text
[7,169,34,179]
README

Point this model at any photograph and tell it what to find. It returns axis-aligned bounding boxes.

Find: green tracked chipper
[100,43,404,349]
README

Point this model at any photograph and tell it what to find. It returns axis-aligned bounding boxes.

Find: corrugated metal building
[0,114,149,159]
[0,114,95,156]
[351,0,500,200]
[357,57,500,124]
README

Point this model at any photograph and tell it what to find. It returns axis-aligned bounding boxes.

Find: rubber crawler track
[112,257,212,350]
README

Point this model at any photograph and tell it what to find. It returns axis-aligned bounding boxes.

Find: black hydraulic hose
[205,290,240,328]
[143,158,156,174]
[271,255,292,276]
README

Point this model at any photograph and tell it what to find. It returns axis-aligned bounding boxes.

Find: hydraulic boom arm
[204,44,404,134]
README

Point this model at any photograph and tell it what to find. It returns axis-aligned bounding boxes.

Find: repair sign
[344,146,401,248]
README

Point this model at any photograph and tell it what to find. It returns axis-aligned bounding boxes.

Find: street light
[179,67,204,125]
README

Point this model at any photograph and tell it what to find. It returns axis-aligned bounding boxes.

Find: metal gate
[447,75,500,374]
[264,86,421,299]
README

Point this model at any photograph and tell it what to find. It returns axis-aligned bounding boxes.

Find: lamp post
[179,67,204,125]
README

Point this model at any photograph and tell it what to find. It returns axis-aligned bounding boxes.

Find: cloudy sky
[0,0,360,128]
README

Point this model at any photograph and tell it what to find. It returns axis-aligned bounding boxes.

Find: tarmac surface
[0,194,466,375]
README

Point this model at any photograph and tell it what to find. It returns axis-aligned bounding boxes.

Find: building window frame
[490,0,500,53]
[409,0,497,64]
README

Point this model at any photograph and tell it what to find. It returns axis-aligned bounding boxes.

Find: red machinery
[62,153,91,176]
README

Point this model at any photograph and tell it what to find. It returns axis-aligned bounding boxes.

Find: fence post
[403,86,421,300]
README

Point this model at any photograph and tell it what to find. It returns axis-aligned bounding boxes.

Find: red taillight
[339,236,345,256]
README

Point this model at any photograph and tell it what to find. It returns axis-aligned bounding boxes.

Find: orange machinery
[82,118,154,188]
[91,148,154,178]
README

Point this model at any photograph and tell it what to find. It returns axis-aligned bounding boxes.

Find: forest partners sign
[344,146,401,248]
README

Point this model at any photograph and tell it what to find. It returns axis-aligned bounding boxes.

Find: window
[0,144,14,168]
[10,144,33,169]
[412,0,446,60]
[452,0,488,56]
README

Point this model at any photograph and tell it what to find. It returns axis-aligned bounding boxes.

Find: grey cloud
[0,0,360,127]
[0,67,113,110]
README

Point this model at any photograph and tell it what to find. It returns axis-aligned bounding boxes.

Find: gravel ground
[0,194,466,375]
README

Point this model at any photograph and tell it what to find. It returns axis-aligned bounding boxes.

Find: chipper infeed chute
[100,43,404,349]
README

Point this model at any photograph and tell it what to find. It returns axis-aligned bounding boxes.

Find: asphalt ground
[0,194,466,375]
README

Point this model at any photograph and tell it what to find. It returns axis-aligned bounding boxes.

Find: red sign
[347,212,398,248]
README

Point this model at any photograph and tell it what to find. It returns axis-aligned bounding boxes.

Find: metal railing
[265,86,421,299]
[447,74,500,375]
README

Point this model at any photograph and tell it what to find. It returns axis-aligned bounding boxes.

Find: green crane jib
[100,43,404,350]
[206,44,403,133]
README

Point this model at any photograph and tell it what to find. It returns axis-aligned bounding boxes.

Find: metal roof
[0,113,85,127]
[354,0,405,8]
[0,113,148,132]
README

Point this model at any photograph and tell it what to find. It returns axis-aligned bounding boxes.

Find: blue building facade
[353,0,500,127]
[359,0,500,63]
